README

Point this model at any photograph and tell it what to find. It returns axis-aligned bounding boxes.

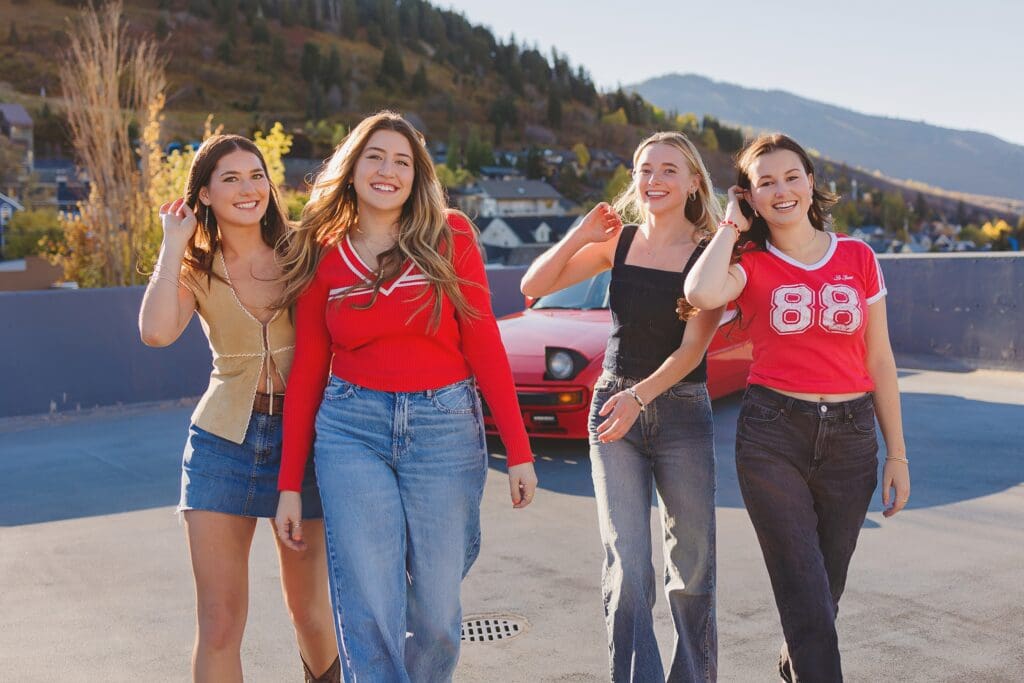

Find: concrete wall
[0,267,531,419]
[2,256,1021,419]
[879,253,1023,369]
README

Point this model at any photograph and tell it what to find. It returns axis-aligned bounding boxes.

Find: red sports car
[484,271,753,439]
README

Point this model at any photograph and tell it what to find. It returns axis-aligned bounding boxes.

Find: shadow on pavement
[2,387,1021,527]
[488,390,1024,516]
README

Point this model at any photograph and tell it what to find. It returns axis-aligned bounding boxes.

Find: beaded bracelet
[718,220,741,241]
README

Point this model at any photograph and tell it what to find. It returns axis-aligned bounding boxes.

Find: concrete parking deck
[1,366,1022,682]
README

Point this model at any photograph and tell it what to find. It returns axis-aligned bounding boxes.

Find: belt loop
[782,396,794,418]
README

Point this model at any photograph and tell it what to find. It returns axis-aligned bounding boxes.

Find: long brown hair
[677,133,838,322]
[734,133,838,252]
[275,111,477,328]
[181,134,290,287]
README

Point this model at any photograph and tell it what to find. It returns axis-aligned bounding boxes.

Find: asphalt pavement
[1,366,1021,682]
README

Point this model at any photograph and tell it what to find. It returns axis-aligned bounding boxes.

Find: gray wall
[879,253,1023,370]
[2,256,1021,419]
[0,267,531,419]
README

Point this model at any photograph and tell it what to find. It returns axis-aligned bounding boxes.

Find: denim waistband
[744,384,874,418]
[331,374,475,397]
[597,370,706,391]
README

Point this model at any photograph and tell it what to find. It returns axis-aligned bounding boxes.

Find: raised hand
[573,202,623,244]
[724,186,753,233]
[159,198,199,249]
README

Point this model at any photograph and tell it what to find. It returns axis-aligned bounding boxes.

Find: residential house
[457,179,570,218]
[0,103,34,177]
[477,215,581,264]
[0,191,24,256]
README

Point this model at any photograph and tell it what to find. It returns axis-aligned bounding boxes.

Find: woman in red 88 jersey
[683,134,910,682]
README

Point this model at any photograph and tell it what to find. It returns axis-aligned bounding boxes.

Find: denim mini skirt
[178,411,323,519]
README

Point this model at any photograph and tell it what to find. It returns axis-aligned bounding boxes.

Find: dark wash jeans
[735,385,878,683]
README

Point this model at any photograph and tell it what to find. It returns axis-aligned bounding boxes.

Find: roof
[481,215,580,245]
[0,104,33,128]
[475,179,564,201]
[0,192,25,211]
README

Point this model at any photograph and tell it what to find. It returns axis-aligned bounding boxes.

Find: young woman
[522,131,725,682]
[273,111,537,683]
[684,133,911,682]
[138,135,339,683]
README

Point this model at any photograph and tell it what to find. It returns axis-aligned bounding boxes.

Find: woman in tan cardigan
[138,135,338,682]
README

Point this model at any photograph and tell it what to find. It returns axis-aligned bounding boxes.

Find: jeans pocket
[322,376,356,401]
[851,408,877,434]
[741,401,782,425]
[667,381,707,402]
[430,380,475,414]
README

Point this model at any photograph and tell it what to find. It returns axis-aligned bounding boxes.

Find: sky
[442,0,1024,146]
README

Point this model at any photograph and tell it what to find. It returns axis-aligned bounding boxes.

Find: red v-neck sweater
[279,213,532,491]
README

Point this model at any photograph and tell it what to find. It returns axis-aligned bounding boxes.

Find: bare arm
[138,199,198,347]
[864,298,910,517]
[684,186,748,310]
[595,305,725,442]
[520,202,622,298]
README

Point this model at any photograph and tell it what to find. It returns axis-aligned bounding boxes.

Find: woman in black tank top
[522,132,726,682]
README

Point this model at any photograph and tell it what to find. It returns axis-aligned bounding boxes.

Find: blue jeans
[313,375,488,683]
[735,385,878,683]
[589,372,718,683]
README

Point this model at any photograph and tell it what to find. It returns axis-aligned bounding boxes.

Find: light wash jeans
[589,372,718,683]
[313,375,488,683]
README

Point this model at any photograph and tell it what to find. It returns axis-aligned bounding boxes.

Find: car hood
[497,308,611,360]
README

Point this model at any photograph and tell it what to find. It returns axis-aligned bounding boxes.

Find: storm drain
[460,614,527,642]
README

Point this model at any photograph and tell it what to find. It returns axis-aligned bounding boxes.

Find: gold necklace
[775,229,819,256]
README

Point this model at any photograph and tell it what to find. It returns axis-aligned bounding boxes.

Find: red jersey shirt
[734,233,886,394]
[279,214,532,491]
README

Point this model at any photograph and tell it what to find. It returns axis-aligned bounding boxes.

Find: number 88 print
[770,284,863,335]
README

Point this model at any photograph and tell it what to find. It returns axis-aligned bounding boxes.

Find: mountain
[630,74,1024,202]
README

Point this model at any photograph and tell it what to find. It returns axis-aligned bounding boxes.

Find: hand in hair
[575,202,624,244]
[724,186,753,233]
[159,198,199,250]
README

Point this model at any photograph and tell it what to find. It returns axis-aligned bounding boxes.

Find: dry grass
[57,0,166,286]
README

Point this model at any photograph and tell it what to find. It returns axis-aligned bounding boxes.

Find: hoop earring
[689,189,697,201]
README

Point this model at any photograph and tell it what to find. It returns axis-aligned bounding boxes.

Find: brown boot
[302,655,341,683]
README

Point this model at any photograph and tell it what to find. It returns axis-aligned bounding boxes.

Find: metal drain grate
[460,614,527,642]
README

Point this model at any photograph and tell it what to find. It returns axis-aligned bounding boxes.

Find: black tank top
[602,224,708,382]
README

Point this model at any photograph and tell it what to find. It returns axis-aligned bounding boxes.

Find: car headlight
[544,347,587,381]
[547,350,574,379]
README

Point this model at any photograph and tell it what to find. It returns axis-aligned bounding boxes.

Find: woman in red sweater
[685,134,911,681]
[274,111,537,682]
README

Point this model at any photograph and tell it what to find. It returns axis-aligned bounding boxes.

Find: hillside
[630,73,1024,205]
[0,0,1014,230]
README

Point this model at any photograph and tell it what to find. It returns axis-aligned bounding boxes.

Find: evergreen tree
[464,128,493,174]
[547,91,562,129]
[377,43,405,86]
[488,95,518,146]
[8,22,19,46]
[322,46,342,88]
[300,42,322,83]
[410,63,429,96]
[445,128,462,169]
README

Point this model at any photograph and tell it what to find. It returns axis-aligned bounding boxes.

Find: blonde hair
[275,111,477,327]
[612,131,722,238]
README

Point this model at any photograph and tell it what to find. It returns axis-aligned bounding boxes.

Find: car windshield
[532,270,611,310]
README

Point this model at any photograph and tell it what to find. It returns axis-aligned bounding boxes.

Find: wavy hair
[180,135,290,288]
[612,131,722,238]
[275,111,477,328]
[734,133,838,252]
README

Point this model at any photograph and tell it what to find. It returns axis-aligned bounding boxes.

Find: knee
[284,590,333,637]
[196,601,246,651]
